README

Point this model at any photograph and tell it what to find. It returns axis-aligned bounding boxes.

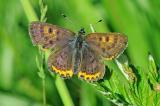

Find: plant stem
[20,0,38,22]
[55,76,74,106]
[20,0,46,106]
[42,77,46,106]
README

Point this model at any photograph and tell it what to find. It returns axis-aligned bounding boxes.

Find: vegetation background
[0,0,160,106]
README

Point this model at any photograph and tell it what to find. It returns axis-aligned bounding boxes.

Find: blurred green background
[0,0,160,106]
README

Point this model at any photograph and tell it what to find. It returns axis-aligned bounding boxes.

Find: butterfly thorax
[74,28,85,49]
[72,28,86,74]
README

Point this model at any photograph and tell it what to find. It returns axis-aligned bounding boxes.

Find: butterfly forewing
[78,47,105,82]
[29,21,75,49]
[48,46,74,78]
[86,33,128,60]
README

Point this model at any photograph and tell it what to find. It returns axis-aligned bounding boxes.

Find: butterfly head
[78,28,85,36]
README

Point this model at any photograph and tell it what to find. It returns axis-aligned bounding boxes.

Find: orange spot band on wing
[104,52,120,60]
[108,36,114,43]
[44,26,57,35]
[44,26,49,34]
[52,66,73,78]
[41,48,48,51]
[102,36,106,42]
[104,56,115,60]
[78,71,102,81]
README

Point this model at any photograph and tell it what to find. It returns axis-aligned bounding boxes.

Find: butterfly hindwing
[29,21,75,49]
[48,46,74,78]
[78,47,105,82]
[86,33,128,60]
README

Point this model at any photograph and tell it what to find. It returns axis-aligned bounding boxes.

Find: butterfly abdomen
[73,50,82,74]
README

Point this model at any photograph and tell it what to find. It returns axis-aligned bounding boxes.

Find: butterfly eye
[48,27,53,34]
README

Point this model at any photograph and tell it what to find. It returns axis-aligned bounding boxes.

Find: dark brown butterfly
[29,21,128,82]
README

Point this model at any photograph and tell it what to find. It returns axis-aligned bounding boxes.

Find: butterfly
[29,21,128,82]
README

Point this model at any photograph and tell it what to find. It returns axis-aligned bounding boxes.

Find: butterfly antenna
[89,19,103,33]
[61,13,76,26]
[97,19,103,23]
[61,13,72,23]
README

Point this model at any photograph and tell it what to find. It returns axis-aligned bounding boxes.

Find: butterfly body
[29,21,128,82]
